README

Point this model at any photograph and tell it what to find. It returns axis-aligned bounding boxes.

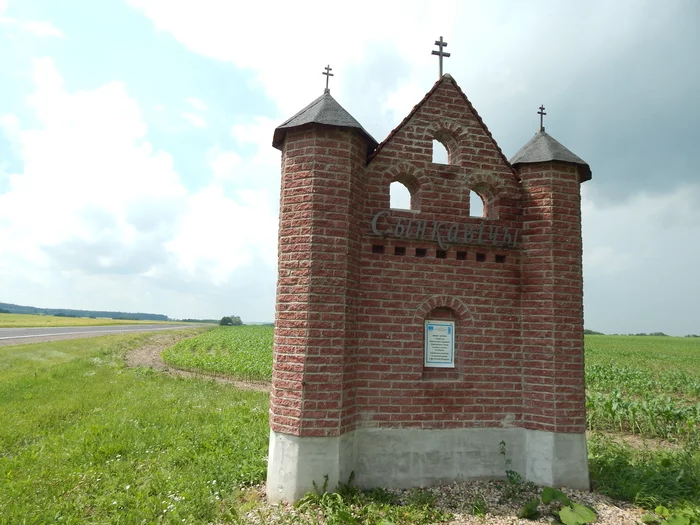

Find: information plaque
[424,320,455,368]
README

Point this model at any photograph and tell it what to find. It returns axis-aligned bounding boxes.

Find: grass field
[0,330,268,523]
[0,312,176,328]
[3,328,700,523]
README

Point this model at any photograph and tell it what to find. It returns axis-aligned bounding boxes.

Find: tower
[511,127,591,487]
[268,88,377,501]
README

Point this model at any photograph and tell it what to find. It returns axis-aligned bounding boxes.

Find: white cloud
[582,185,700,335]
[126,0,450,119]
[209,149,241,181]
[0,58,278,320]
[0,16,65,38]
[186,97,208,111]
[182,112,206,128]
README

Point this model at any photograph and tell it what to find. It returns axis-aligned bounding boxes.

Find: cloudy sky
[0,1,698,333]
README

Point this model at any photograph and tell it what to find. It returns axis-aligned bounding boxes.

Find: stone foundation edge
[266,427,590,503]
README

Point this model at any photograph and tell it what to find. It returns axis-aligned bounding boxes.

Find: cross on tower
[322,65,334,92]
[538,105,547,132]
[431,36,451,78]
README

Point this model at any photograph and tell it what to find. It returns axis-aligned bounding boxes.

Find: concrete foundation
[267,427,590,503]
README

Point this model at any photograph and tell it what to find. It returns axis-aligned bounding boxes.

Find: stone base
[266,427,590,503]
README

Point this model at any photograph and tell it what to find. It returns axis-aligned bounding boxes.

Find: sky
[0,1,698,333]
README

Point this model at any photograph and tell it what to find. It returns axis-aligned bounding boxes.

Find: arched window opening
[432,139,449,164]
[390,181,412,210]
[470,191,485,217]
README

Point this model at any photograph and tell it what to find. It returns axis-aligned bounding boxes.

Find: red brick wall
[271,77,586,438]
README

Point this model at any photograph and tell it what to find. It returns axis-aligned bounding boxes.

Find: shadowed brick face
[271,77,586,440]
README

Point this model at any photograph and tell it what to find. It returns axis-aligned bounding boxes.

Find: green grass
[584,335,700,518]
[4,326,700,522]
[160,328,700,518]
[162,325,273,382]
[0,331,269,524]
[0,312,175,328]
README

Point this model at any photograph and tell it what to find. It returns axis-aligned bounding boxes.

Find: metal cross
[322,65,334,91]
[431,36,451,77]
[538,105,547,131]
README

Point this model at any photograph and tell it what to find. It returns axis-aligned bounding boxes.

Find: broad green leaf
[663,515,690,525]
[559,503,598,525]
[657,506,672,518]
[542,486,572,506]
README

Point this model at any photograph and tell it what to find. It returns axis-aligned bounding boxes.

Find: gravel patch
[242,480,646,524]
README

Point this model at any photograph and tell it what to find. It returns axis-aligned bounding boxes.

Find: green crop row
[586,390,700,441]
[162,329,700,443]
[162,326,273,382]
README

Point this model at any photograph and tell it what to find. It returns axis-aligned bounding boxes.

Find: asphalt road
[0,324,200,346]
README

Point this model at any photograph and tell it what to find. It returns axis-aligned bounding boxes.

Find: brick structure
[267,76,592,502]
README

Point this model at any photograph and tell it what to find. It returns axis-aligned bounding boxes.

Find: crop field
[161,328,700,520]
[0,312,174,328]
[162,325,273,382]
[585,336,700,442]
[3,328,700,523]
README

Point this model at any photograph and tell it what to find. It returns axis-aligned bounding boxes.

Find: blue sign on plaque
[424,320,455,368]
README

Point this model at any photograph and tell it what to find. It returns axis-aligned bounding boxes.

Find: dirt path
[124,331,270,393]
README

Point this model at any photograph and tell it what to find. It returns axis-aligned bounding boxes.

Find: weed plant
[292,474,450,524]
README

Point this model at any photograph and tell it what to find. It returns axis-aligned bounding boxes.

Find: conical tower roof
[272,89,378,151]
[510,129,591,182]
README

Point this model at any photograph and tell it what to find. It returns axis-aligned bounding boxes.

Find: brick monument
[267,68,592,502]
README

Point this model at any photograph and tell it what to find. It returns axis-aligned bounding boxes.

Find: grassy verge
[589,433,700,515]
[162,325,273,382]
[0,312,178,328]
[0,331,269,523]
[585,335,700,520]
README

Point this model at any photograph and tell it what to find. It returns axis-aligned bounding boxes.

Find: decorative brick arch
[426,119,468,165]
[386,162,431,210]
[464,170,505,198]
[461,169,511,219]
[386,162,430,192]
[413,294,473,323]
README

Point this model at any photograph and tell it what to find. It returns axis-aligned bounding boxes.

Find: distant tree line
[0,308,10,314]
[584,329,604,335]
[0,302,168,321]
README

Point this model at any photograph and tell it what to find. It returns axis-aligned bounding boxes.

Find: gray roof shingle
[510,130,591,182]
[272,89,378,151]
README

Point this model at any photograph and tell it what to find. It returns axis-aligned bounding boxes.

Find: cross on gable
[431,36,451,78]
[538,105,546,131]
[322,64,334,92]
